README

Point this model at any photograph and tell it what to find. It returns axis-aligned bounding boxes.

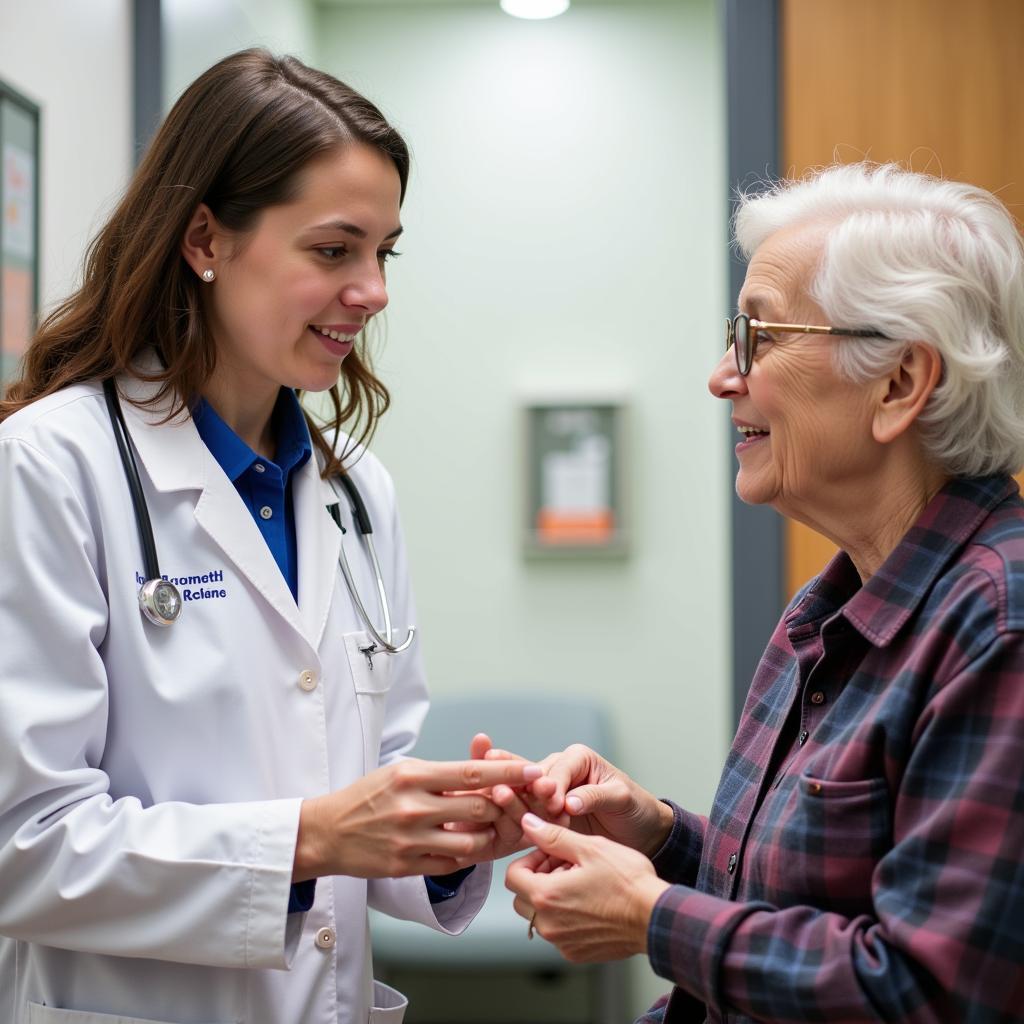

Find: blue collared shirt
[192,390,310,602]
[194,389,470,911]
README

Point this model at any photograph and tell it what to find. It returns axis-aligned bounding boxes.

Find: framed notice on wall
[0,80,40,384]
[523,399,627,557]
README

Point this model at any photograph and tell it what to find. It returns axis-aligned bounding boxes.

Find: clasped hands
[476,735,674,963]
[293,734,672,963]
[293,743,546,883]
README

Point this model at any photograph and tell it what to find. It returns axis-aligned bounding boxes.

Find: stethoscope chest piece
[139,578,182,627]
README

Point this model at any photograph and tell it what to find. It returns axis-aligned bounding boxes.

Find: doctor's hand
[505,814,669,962]
[292,757,542,882]
[488,742,674,857]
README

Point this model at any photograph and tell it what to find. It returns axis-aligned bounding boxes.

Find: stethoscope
[102,378,416,654]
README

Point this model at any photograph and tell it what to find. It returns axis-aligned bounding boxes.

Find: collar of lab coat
[115,358,343,650]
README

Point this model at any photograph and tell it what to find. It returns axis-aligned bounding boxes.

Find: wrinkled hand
[488,742,673,856]
[294,757,542,881]
[505,814,669,962]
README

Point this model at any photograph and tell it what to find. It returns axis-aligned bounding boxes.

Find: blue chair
[369,694,629,1022]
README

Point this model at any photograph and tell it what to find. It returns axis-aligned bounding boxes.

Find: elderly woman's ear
[871,342,943,445]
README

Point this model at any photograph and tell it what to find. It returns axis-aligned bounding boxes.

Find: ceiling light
[500,0,570,19]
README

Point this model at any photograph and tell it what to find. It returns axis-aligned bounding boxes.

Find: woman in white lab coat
[0,49,535,1024]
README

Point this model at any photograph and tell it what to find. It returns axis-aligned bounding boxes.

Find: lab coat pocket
[344,631,394,773]
[27,1002,230,1024]
[368,980,408,1023]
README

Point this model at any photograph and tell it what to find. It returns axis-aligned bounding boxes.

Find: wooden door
[780,0,1024,596]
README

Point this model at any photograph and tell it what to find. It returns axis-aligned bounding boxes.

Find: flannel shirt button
[772,771,784,789]
[807,780,823,796]
[727,852,738,874]
[810,691,826,705]
[798,730,809,745]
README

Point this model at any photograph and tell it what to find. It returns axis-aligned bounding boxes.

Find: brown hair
[0,48,410,477]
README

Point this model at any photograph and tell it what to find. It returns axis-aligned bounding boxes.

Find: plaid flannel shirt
[638,475,1024,1023]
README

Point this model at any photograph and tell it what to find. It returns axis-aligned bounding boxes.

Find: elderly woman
[497,163,1024,1022]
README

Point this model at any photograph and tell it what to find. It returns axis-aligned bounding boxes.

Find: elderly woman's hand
[505,814,670,962]
[487,741,674,856]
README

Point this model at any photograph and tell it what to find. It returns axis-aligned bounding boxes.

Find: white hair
[734,162,1024,477]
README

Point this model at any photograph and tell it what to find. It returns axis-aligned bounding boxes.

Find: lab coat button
[298,670,317,692]
[315,926,336,949]
[259,505,273,519]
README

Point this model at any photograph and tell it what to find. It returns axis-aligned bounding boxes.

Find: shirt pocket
[368,979,408,1024]
[27,1003,231,1024]
[754,773,891,914]
[343,631,395,774]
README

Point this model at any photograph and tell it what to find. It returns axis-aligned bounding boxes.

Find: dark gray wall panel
[724,0,784,726]
[133,0,163,164]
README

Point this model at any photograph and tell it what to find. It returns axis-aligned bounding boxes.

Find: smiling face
[708,223,883,523]
[199,142,403,412]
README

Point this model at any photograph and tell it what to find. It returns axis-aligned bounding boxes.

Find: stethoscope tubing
[103,379,161,582]
[329,477,416,655]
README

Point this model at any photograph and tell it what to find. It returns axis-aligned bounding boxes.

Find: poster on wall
[523,399,628,557]
[1,81,40,385]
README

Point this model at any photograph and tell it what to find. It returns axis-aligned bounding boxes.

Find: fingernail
[522,765,543,781]
[566,796,583,813]
[522,812,544,829]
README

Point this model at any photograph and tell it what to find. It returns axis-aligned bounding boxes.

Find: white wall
[0,0,132,310]
[163,0,317,105]
[314,1,730,1010]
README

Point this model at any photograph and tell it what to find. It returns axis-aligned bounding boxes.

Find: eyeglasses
[725,314,889,376]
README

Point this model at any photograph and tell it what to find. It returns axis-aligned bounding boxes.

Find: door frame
[723,0,785,724]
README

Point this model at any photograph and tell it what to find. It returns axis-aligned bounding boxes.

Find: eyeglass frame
[725,314,890,376]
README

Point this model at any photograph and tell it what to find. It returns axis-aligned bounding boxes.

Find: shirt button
[298,669,317,692]
[807,780,823,796]
[259,506,273,520]
[772,771,784,789]
[727,852,738,874]
[314,926,336,950]
[810,691,826,705]
[798,730,809,746]
[253,463,266,474]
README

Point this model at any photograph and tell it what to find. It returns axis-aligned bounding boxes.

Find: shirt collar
[193,388,312,482]
[786,475,1019,647]
[272,388,314,477]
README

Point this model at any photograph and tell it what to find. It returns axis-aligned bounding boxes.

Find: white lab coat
[0,370,489,1024]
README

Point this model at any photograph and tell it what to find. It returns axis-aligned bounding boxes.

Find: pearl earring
[201,268,216,282]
